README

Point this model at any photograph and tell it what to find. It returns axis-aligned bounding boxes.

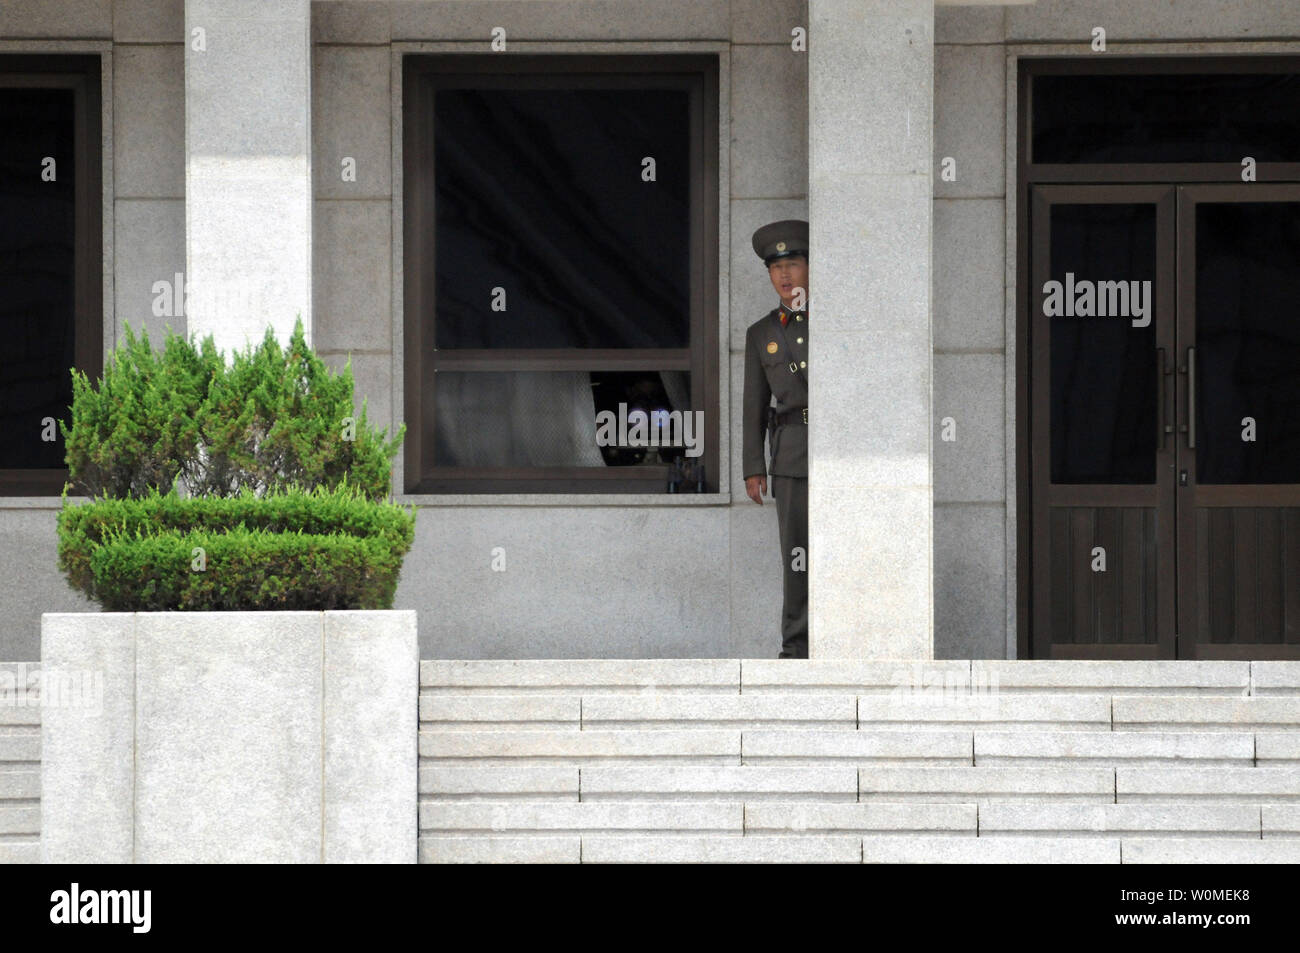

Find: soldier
[742,220,809,659]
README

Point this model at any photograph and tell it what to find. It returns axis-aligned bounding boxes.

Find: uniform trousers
[770,474,808,659]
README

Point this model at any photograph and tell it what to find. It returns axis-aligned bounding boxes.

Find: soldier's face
[768,255,808,308]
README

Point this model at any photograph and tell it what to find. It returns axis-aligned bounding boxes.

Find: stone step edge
[415,835,1300,864]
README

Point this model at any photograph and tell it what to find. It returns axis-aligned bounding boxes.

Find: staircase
[0,663,38,864]
[7,658,1300,863]
[418,659,1300,863]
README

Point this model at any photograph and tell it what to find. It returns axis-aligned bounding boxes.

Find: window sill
[1,493,735,508]
[394,492,732,507]
[0,496,84,509]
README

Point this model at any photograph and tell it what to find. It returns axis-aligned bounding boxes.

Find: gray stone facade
[4,0,1300,661]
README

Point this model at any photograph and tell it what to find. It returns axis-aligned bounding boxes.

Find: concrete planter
[40,610,417,863]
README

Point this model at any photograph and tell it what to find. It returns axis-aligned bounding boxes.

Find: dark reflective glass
[434,88,690,349]
[434,370,694,467]
[1049,203,1157,484]
[1033,72,1300,164]
[1195,203,1300,484]
[0,87,76,469]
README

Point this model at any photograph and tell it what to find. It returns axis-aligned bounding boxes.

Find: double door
[1031,184,1300,658]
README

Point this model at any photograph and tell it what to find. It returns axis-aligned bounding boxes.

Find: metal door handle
[1156,348,1167,449]
[1187,346,1196,450]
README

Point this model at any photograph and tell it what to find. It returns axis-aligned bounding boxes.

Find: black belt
[774,408,808,426]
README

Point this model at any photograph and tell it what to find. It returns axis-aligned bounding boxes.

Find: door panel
[1048,506,1158,645]
[1177,185,1300,657]
[1030,185,1177,659]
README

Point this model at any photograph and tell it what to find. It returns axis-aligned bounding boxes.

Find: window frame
[1021,54,1300,183]
[0,54,103,497]
[401,53,720,495]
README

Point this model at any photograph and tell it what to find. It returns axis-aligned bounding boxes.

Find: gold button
[800,361,806,368]
[796,337,804,343]
[796,316,803,322]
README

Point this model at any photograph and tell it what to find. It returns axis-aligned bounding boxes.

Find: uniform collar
[776,304,807,327]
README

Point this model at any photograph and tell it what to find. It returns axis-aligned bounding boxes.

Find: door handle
[1186,346,1196,450]
[1156,348,1169,449]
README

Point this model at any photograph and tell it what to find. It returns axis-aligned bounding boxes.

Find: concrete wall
[311,0,806,659]
[0,1,187,662]
[0,0,803,661]
[5,0,1300,662]
[933,7,1007,661]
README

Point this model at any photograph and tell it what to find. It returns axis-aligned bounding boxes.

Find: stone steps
[419,724,1294,766]
[417,660,1300,863]
[418,763,1300,798]
[420,695,1300,730]
[418,835,1300,864]
[5,659,1299,863]
[419,659,1300,695]
[417,798,1295,835]
[0,662,39,865]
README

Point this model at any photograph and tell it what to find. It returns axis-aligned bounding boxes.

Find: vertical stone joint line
[132,612,138,863]
[320,614,325,864]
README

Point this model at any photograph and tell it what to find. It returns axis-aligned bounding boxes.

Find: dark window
[1028,56,1300,169]
[403,55,719,494]
[1195,202,1300,484]
[434,88,690,350]
[1048,203,1158,484]
[0,56,102,495]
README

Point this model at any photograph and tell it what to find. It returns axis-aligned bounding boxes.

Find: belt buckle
[802,407,808,425]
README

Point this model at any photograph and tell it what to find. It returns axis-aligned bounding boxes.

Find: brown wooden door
[1176,185,1300,659]
[1030,185,1178,659]
[1029,183,1300,659]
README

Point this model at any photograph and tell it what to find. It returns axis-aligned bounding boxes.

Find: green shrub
[56,319,417,611]
[60,316,404,501]
[60,322,219,500]
[57,481,416,611]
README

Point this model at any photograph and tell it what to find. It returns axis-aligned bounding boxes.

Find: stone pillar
[807,0,934,658]
[184,0,312,357]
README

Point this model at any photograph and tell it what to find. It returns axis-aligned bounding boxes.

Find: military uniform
[742,220,809,659]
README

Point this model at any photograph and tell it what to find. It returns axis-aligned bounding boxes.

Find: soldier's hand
[745,475,767,504]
